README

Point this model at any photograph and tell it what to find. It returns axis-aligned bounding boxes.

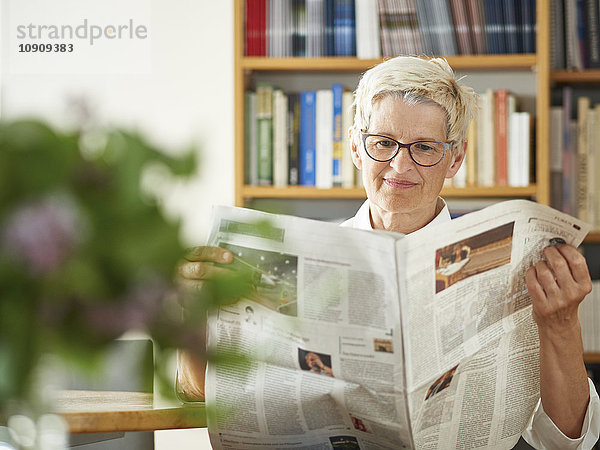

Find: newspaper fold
[205,200,590,450]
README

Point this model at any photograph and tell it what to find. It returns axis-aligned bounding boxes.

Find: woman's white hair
[351,56,478,153]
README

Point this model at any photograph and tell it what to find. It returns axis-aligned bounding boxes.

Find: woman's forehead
[369,97,447,137]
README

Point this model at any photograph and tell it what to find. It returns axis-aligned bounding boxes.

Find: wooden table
[53,390,207,434]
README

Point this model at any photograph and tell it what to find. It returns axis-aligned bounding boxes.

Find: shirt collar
[351,197,451,232]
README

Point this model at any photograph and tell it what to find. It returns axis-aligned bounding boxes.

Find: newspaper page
[205,206,413,449]
[396,200,590,449]
[205,200,590,450]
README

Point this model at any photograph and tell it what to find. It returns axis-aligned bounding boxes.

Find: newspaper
[204,200,590,450]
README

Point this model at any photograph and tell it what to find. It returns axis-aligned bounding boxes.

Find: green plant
[0,119,250,421]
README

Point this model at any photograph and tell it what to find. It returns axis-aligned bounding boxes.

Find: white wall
[2,1,234,448]
[1,0,235,246]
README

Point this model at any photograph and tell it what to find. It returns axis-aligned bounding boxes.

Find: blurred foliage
[0,119,252,420]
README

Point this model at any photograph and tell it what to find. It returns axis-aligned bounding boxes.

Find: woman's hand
[176,246,234,402]
[526,243,592,438]
[176,246,234,295]
[527,244,592,331]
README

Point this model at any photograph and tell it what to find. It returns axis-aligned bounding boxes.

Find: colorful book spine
[576,96,590,221]
[244,91,258,185]
[332,83,344,186]
[341,90,355,188]
[273,89,289,187]
[316,89,334,188]
[257,84,274,185]
[495,89,508,186]
[325,0,335,56]
[299,91,317,186]
[288,93,301,185]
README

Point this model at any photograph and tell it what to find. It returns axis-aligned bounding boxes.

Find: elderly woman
[177,56,599,448]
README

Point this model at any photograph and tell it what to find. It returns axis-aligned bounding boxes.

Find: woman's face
[351,96,463,224]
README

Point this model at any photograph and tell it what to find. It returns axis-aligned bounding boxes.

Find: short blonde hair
[351,56,478,152]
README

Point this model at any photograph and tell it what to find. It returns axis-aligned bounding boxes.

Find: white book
[272,90,289,187]
[356,0,381,59]
[477,90,495,187]
[519,112,531,187]
[507,112,521,187]
[316,89,333,189]
[506,95,518,187]
[341,91,355,188]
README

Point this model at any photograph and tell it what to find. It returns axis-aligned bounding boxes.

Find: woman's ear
[445,141,467,178]
[349,129,362,170]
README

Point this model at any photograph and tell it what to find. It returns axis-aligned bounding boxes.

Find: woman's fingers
[185,246,233,264]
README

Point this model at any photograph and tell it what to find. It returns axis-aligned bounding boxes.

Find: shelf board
[441,185,538,197]
[551,70,600,83]
[242,186,366,199]
[240,54,537,72]
[585,231,600,244]
[584,353,600,364]
[241,185,537,200]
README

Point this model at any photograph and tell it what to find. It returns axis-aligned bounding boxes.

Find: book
[549,107,564,210]
[415,0,435,55]
[257,84,274,185]
[325,0,335,56]
[292,0,308,56]
[587,108,596,225]
[244,91,258,185]
[449,0,473,55]
[334,0,356,56]
[206,200,591,450]
[495,89,508,186]
[550,0,566,69]
[299,91,317,186]
[465,118,477,186]
[583,0,600,68]
[477,89,495,187]
[288,93,301,186]
[431,0,458,56]
[521,0,536,54]
[594,103,600,227]
[306,0,325,56]
[565,0,583,69]
[272,89,289,187]
[466,0,487,54]
[332,83,344,187]
[316,88,334,189]
[341,90,355,188]
[355,0,381,59]
[562,87,575,215]
[518,112,531,187]
[576,96,590,221]
[502,0,518,53]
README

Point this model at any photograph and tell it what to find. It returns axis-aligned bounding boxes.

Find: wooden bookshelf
[240,54,537,72]
[233,0,551,208]
[584,353,600,364]
[239,185,538,201]
[585,231,600,244]
[551,70,600,83]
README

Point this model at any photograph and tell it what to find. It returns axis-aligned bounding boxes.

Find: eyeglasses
[361,132,451,167]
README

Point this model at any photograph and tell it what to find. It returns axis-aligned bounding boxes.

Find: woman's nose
[389,147,415,170]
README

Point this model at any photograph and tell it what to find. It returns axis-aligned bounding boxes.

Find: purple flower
[2,193,83,276]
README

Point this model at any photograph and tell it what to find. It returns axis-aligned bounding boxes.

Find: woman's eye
[377,140,395,148]
[414,143,433,151]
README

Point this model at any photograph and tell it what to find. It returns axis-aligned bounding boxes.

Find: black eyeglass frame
[361,132,452,167]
